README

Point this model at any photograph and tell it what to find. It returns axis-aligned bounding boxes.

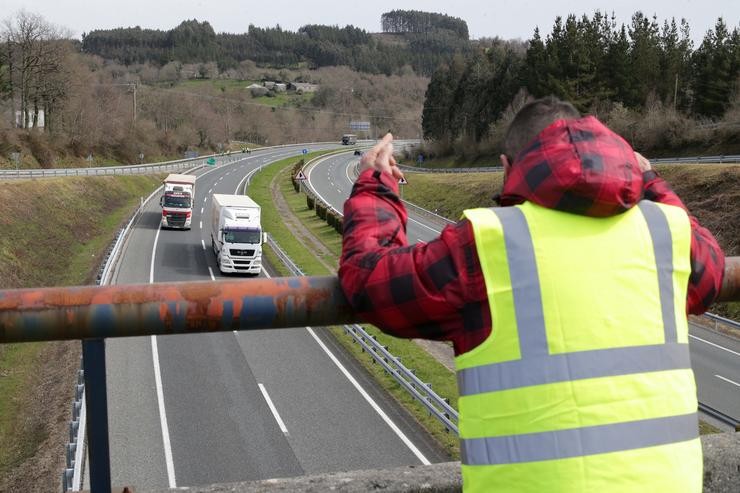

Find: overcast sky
[6,0,739,45]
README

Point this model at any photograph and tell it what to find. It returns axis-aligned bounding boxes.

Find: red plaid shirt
[339,118,725,356]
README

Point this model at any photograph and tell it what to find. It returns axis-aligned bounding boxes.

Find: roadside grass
[0,343,45,477]
[251,153,460,458]
[0,174,164,487]
[403,171,504,220]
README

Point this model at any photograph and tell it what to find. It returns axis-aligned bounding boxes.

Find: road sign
[350,121,371,131]
[398,177,407,185]
[302,148,308,155]
[296,170,307,180]
[206,157,216,166]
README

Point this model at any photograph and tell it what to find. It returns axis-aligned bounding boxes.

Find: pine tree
[692,18,736,118]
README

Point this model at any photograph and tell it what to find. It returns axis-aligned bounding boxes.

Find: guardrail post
[82,338,112,493]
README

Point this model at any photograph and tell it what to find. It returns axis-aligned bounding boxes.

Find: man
[338,97,724,492]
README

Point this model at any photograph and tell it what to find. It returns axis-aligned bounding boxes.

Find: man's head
[501,96,580,175]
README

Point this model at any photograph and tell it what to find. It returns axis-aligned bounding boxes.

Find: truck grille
[166,213,187,226]
[230,249,255,257]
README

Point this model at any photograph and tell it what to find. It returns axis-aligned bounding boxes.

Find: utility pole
[674,74,678,112]
[129,83,137,124]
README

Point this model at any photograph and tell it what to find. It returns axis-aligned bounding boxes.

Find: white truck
[160,174,196,229]
[211,194,264,275]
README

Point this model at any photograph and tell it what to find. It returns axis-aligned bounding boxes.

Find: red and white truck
[160,174,196,229]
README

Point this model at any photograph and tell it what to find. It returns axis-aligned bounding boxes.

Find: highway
[306,149,740,426]
[102,145,449,490]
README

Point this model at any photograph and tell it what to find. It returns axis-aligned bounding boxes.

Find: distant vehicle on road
[341,134,357,145]
[354,149,362,156]
[160,174,195,229]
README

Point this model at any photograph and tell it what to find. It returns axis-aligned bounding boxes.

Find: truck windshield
[223,229,261,244]
[163,195,191,208]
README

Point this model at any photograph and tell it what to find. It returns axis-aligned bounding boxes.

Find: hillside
[0,174,163,492]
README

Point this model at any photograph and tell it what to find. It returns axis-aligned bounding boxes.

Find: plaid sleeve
[338,168,491,355]
[643,171,725,314]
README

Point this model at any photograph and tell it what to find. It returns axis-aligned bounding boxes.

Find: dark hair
[503,96,581,161]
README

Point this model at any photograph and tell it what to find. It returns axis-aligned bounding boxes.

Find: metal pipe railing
[718,256,739,302]
[0,258,738,344]
[0,276,357,343]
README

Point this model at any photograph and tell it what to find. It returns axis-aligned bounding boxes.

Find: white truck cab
[211,194,264,275]
[160,174,196,229]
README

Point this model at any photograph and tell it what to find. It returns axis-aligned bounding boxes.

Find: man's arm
[636,154,725,314]
[338,136,491,353]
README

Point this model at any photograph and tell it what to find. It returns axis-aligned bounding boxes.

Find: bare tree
[1,11,71,130]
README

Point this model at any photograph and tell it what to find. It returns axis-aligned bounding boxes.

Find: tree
[1,11,71,130]
[692,18,738,118]
[627,12,661,106]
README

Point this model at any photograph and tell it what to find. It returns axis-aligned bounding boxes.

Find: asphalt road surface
[102,145,449,490]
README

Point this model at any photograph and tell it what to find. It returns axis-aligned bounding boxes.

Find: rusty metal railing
[1,258,738,343]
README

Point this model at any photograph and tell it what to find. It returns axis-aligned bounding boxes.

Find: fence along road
[96,145,447,490]
[305,149,740,429]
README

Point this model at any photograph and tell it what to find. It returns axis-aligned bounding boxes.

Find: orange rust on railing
[717,256,739,302]
[0,258,738,344]
[0,276,357,343]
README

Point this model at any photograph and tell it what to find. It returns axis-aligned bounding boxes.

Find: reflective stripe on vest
[461,412,698,465]
[459,201,696,467]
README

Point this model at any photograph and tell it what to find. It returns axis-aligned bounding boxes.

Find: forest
[80,10,471,77]
[421,12,739,159]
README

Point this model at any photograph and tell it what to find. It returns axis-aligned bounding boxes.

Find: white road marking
[151,336,177,487]
[208,188,213,194]
[200,207,204,214]
[304,326,430,465]
[690,334,740,357]
[199,221,202,230]
[208,266,216,280]
[260,268,430,464]
[203,196,207,203]
[149,226,161,283]
[715,374,740,388]
[258,384,289,434]
[148,225,176,486]
[201,239,206,251]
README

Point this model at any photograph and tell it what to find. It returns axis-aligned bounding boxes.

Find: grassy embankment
[248,152,461,458]
[0,174,163,492]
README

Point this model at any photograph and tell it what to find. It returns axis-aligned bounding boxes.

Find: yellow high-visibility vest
[458,200,701,492]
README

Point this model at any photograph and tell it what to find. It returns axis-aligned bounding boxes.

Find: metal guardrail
[0,156,206,179]
[266,234,458,433]
[395,155,740,174]
[704,312,740,330]
[651,154,740,164]
[0,141,342,179]
[399,164,503,173]
[698,402,740,431]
